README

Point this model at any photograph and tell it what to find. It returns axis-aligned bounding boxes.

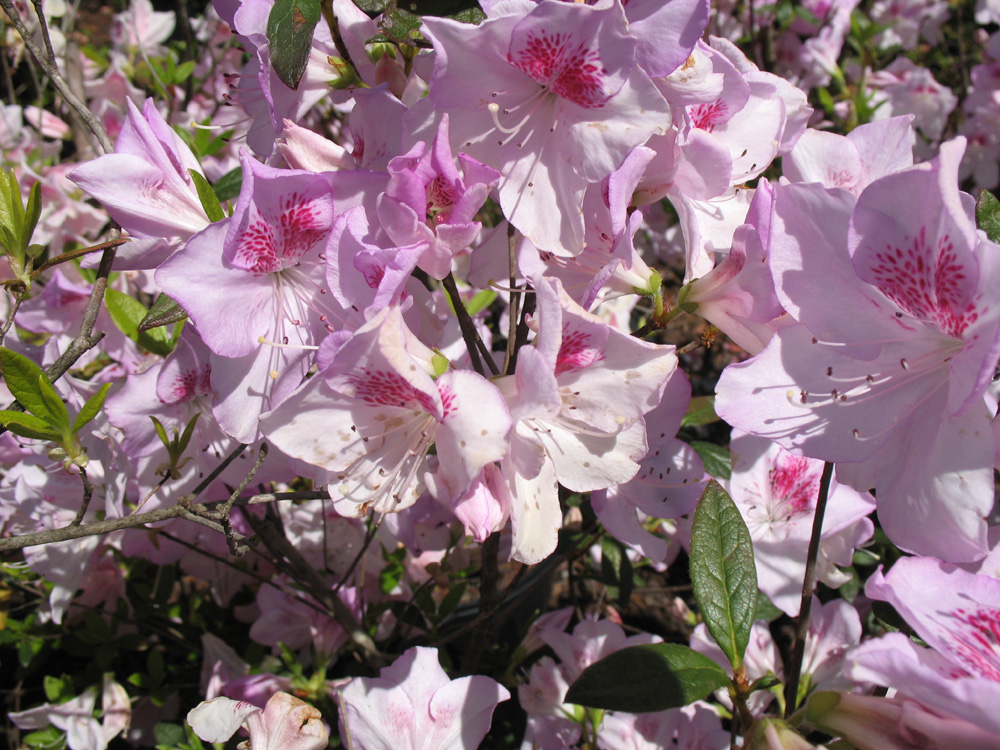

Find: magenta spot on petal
[427,175,460,223]
[277,192,327,263]
[169,363,213,402]
[555,325,605,375]
[689,100,729,132]
[232,215,282,275]
[350,369,438,413]
[948,606,1000,681]
[510,32,610,108]
[867,227,974,336]
[439,384,456,418]
[768,453,818,517]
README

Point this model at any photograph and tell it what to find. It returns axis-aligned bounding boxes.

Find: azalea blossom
[187,691,327,750]
[338,646,509,749]
[716,138,1000,561]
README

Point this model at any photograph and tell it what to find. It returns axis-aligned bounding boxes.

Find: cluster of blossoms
[5,0,1000,747]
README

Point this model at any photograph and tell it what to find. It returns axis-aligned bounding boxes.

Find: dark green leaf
[977,189,1000,244]
[188,169,225,223]
[688,440,731,480]
[601,537,633,609]
[755,591,784,622]
[0,348,67,428]
[154,723,186,747]
[689,480,757,670]
[72,383,112,434]
[105,289,174,357]
[267,0,322,90]
[681,396,719,428]
[437,582,467,619]
[393,0,483,16]
[565,643,729,712]
[212,166,243,203]
[138,294,189,333]
[749,673,782,693]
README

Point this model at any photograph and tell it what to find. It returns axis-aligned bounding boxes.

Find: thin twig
[0,0,112,153]
[70,466,94,526]
[783,460,834,715]
[442,272,499,376]
[244,505,383,663]
[0,290,24,345]
[0,489,326,552]
[0,238,128,288]
[503,222,519,376]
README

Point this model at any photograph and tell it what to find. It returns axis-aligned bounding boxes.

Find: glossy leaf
[267,0,322,90]
[688,440,731,479]
[977,189,1000,244]
[565,643,729,712]
[681,396,719,428]
[138,293,189,333]
[689,480,757,670]
[105,288,174,357]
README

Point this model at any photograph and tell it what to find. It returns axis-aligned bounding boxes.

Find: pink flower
[717,138,1000,561]
[844,556,1000,736]
[337,646,509,750]
[422,0,670,255]
[187,691,327,750]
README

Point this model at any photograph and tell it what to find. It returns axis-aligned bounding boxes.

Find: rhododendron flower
[844,556,1000,736]
[338,646,509,749]
[156,150,343,442]
[187,691,327,750]
[728,431,874,616]
[10,675,130,750]
[422,0,671,255]
[262,306,511,515]
[717,138,1000,561]
[495,276,677,563]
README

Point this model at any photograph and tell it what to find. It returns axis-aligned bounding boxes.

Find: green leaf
[0,348,67,429]
[688,440,731,480]
[177,413,201,454]
[188,169,225,223]
[22,180,42,254]
[71,383,112,434]
[104,289,174,357]
[681,396,719,428]
[138,293,189,333]
[212,166,243,203]
[153,723,186,748]
[749,673,782,693]
[601,537,633,609]
[565,643,729,712]
[267,0,322,90]
[465,288,497,315]
[689,480,757,670]
[150,416,171,449]
[977,189,1000,244]
[755,591,784,622]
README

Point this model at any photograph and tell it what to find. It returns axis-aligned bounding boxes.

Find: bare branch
[0,490,328,552]
[0,0,113,153]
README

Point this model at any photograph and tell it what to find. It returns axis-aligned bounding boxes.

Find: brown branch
[442,272,499,377]
[70,466,95,526]
[784,460,834,715]
[244,505,383,663]
[0,0,113,154]
[0,489,327,553]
